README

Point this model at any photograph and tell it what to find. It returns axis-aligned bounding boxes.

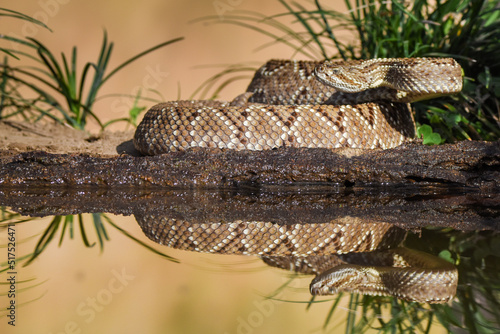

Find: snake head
[314,60,376,93]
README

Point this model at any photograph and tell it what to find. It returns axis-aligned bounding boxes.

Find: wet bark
[0,187,498,231]
[0,140,498,190]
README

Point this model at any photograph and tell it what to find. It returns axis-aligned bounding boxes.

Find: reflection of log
[0,188,498,231]
[0,140,498,189]
[136,215,458,303]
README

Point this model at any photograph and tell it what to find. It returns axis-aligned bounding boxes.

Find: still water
[0,186,499,333]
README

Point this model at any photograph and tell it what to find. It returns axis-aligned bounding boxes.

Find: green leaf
[417,124,442,145]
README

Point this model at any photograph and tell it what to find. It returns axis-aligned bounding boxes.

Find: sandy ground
[0,120,137,157]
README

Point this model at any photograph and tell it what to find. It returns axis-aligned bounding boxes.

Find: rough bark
[0,140,498,190]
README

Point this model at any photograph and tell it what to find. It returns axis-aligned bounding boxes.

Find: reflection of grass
[0,277,47,319]
[299,288,439,333]
[336,295,437,333]
[0,7,183,130]
[0,208,46,315]
[438,230,500,333]
[0,208,178,269]
[198,0,500,143]
[0,208,36,271]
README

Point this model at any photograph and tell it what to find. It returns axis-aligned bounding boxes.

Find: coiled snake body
[134,58,462,303]
[134,58,462,154]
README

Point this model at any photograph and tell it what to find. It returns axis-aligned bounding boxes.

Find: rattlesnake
[134,58,462,154]
[133,58,462,302]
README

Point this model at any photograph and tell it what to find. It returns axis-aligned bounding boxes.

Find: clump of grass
[1,33,183,129]
[0,8,183,130]
[199,0,500,143]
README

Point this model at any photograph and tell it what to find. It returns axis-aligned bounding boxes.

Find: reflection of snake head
[308,247,458,303]
[310,264,381,295]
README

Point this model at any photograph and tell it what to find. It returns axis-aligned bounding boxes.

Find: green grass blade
[1,67,77,126]
[101,214,179,263]
[314,0,347,59]
[29,38,82,121]
[101,36,184,85]
[65,47,78,104]
[77,62,93,109]
[190,64,256,100]
[0,48,19,60]
[29,38,66,87]
[91,213,109,252]
[0,57,8,115]
[323,293,344,329]
[84,31,113,111]
[345,293,359,334]
[279,0,329,58]
[0,35,43,51]
[78,214,95,248]
[24,216,62,266]
[0,7,52,31]
[58,215,74,246]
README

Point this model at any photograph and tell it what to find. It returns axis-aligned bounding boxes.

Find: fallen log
[0,140,498,190]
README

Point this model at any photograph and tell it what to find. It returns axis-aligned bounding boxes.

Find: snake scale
[134,58,462,154]
[134,58,462,303]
